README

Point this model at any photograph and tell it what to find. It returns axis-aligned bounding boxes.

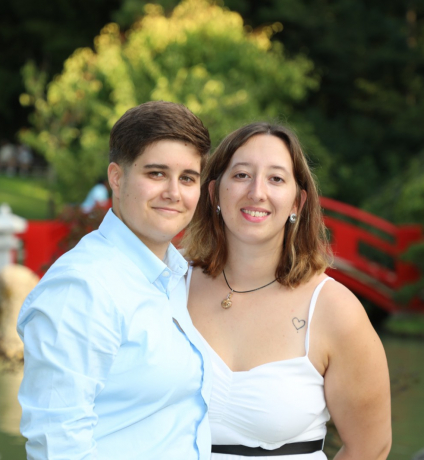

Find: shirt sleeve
[17,269,122,460]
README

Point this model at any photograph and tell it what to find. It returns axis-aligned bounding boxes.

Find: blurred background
[0,0,423,459]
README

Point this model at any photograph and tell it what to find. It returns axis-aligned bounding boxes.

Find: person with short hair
[184,122,392,459]
[18,101,212,460]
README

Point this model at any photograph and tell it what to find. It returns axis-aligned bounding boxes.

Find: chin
[156,226,184,241]
[239,232,282,245]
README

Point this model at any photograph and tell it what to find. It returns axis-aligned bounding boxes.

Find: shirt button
[163,271,170,277]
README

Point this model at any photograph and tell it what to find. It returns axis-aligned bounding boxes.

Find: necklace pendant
[221,292,233,309]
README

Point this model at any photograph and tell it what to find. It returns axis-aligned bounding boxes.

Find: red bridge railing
[321,197,423,312]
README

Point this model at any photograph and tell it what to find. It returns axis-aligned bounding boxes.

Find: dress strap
[305,277,333,355]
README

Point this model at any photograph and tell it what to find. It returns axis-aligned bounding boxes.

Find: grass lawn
[0,175,61,220]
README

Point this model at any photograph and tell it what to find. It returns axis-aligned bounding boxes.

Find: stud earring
[216,205,221,215]
[289,213,297,223]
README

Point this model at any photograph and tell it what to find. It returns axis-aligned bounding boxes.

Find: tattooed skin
[292,317,306,332]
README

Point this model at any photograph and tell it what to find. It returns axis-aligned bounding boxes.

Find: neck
[224,237,282,290]
[112,205,170,260]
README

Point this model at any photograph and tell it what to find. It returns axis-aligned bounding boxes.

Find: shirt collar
[98,209,188,285]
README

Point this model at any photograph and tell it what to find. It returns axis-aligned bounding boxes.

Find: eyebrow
[230,162,290,174]
[144,164,201,177]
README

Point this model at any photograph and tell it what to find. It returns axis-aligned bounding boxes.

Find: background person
[17,101,212,460]
[80,177,110,213]
[0,140,17,176]
[184,122,392,459]
[16,143,34,176]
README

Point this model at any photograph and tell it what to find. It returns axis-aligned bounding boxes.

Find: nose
[163,177,181,202]
[247,177,266,202]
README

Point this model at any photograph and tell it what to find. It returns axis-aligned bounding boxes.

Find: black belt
[212,439,324,456]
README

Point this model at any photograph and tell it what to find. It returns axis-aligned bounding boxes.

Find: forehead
[228,134,293,169]
[135,139,201,164]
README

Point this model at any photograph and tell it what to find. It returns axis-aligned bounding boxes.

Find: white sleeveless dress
[187,268,332,459]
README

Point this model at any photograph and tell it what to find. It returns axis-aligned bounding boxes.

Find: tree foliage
[364,151,424,226]
[364,151,424,305]
[222,0,424,206]
[19,0,331,202]
[0,0,124,142]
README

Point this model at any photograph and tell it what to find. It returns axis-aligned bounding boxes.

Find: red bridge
[321,197,423,312]
[15,198,424,313]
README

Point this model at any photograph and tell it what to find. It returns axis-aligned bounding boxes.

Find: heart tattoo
[292,317,306,332]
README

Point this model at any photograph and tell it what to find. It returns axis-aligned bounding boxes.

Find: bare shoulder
[312,277,380,356]
[316,278,372,329]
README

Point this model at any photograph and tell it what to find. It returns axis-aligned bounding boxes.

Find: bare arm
[320,283,391,460]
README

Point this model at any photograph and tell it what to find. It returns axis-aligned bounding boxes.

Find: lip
[241,207,270,222]
[152,207,181,214]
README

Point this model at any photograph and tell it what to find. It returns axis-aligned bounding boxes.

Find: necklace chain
[221,270,277,309]
[223,270,278,293]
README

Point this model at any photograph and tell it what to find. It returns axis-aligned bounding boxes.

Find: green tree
[20,0,332,203]
[364,151,424,225]
[222,0,424,207]
[364,152,424,306]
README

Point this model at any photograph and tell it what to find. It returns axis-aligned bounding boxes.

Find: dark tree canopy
[0,0,123,141]
[223,0,424,205]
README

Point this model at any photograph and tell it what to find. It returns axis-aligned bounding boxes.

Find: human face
[215,134,305,248]
[108,140,201,259]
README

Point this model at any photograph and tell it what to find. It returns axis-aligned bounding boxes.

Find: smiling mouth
[153,207,181,213]
[241,209,270,217]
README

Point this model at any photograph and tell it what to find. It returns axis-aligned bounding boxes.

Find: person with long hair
[183,122,391,459]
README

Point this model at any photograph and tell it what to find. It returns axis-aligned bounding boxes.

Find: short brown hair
[182,122,332,287]
[109,101,210,167]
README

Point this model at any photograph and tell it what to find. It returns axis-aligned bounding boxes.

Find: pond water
[0,335,423,460]
[385,336,424,459]
[0,367,26,459]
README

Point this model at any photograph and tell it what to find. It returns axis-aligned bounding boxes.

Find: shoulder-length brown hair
[182,122,332,287]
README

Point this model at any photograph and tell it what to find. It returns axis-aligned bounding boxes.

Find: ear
[292,189,307,215]
[108,162,124,199]
[208,180,216,204]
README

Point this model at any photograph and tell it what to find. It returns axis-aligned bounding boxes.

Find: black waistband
[211,439,324,456]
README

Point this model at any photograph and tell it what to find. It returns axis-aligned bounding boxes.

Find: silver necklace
[221,270,278,309]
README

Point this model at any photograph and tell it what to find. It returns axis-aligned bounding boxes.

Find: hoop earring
[216,205,221,215]
[289,213,297,223]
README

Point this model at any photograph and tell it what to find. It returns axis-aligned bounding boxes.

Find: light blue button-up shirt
[17,209,212,460]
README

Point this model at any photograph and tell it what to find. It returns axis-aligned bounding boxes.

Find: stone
[412,449,424,460]
[0,264,39,360]
[0,366,24,436]
[0,203,27,271]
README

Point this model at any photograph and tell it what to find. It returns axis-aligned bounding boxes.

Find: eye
[234,173,250,179]
[148,171,165,179]
[270,176,284,183]
[180,175,196,184]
